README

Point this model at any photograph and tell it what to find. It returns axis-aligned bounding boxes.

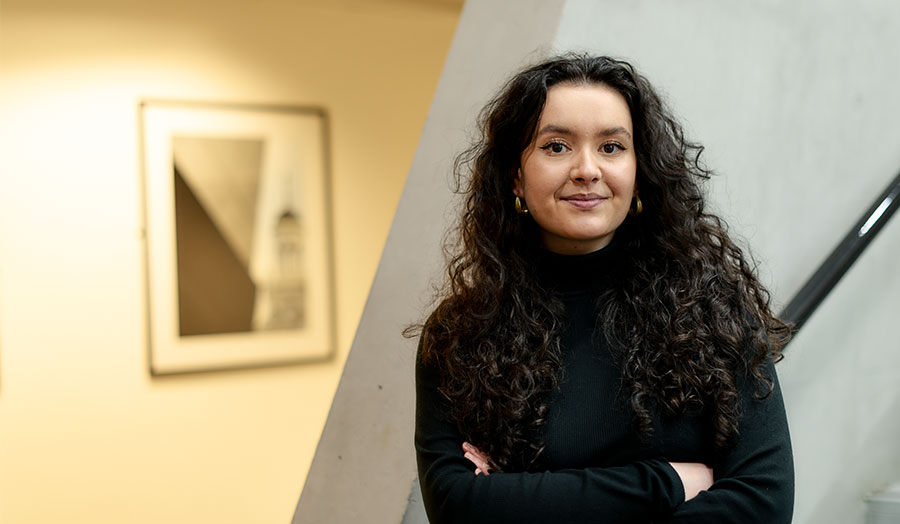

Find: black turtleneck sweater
[415,242,794,523]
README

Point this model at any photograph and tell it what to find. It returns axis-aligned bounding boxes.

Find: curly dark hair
[414,54,792,472]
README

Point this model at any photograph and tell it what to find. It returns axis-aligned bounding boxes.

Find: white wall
[553,1,900,522]
[0,1,459,523]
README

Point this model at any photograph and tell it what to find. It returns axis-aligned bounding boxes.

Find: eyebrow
[536,124,633,140]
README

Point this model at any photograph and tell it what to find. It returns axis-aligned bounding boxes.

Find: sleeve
[656,359,794,524]
[415,351,685,524]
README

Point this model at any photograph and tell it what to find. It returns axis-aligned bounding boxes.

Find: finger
[463,442,485,458]
[464,452,485,469]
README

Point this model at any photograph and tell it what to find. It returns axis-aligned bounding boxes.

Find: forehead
[538,83,633,131]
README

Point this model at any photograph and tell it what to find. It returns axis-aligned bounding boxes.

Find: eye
[601,142,625,154]
[539,141,569,155]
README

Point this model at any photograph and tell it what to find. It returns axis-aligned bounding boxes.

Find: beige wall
[0,1,459,522]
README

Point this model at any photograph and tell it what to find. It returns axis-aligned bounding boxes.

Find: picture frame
[139,100,335,375]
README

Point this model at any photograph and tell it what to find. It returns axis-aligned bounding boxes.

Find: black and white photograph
[140,101,335,374]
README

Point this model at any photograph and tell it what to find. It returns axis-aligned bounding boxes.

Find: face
[514,82,637,255]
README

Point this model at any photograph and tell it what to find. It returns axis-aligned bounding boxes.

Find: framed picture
[139,100,335,375]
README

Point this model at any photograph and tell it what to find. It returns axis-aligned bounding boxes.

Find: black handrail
[779,171,900,333]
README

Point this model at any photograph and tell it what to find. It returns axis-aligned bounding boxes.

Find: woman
[413,54,793,523]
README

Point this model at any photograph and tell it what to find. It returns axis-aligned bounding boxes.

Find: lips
[561,193,606,209]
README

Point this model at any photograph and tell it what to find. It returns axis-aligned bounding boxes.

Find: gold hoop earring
[515,196,529,214]
[629,194,643,216]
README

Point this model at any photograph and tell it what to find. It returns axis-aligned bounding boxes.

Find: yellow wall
[0,1,460,522]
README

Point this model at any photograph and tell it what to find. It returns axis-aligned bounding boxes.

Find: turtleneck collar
[535,235,625,296]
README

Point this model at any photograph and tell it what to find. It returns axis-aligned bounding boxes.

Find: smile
[561,193,607,209]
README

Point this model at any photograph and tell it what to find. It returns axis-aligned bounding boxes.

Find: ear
[512,168,524,198]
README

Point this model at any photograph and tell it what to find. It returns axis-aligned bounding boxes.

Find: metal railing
[779,171,900,333]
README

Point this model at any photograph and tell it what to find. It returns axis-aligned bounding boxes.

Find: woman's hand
[669,462,714,502]
[462,442,491,476]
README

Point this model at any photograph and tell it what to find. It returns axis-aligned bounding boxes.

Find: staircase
[867,483,900,524]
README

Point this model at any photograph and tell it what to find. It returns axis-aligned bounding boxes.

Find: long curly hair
[415,54,792,472]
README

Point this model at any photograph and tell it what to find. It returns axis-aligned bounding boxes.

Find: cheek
[623,178,636,198]
[612,163,637,196]
[520,162,564,198]
[522,179,560,205]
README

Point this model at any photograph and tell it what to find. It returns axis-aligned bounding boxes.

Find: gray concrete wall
[295,1,900,522]
[552,2,900,522]
[292,1,567,522]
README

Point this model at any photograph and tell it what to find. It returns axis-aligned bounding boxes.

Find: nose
[570,149,601,183]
